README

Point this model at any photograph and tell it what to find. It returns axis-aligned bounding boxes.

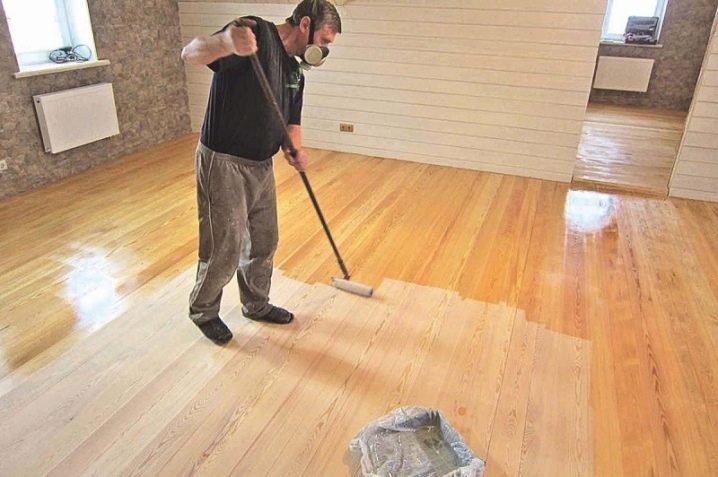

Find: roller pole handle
[239,29,351,280]
[299,171,351,280]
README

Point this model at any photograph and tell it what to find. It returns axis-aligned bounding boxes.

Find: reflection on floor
[574,103,687,195]
[0,268,591,476]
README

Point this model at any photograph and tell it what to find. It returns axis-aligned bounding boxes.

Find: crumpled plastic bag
[348,407,485,477]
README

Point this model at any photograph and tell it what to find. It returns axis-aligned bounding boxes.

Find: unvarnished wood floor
[574,103,688,195]
[1,134,717,476]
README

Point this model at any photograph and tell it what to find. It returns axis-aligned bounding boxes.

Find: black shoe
[196,317,233,345]
[244,305,294,324]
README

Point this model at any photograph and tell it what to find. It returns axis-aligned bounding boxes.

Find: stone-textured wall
[590,0,718,110]
[0,1,191,200]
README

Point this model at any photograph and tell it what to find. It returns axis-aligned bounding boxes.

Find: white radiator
[593,56,655,92]
[33,83,120,154]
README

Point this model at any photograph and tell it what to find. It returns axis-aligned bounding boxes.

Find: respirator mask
[300,18,329,70]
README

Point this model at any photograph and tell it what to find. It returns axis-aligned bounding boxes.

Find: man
[180,0,341,344]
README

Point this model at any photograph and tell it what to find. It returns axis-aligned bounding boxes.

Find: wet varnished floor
[1,134,716,475]
[574,103,687,195]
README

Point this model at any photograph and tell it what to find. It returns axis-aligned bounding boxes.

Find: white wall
[179,1,607,182]
[670,13,718,202]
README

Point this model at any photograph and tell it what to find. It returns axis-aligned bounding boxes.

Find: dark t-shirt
[200,17,305,161]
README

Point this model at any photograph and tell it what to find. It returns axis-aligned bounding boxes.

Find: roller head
[331,277,374,297]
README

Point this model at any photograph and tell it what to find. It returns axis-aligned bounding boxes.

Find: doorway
[573,104,687,194]
[571,0,717,195]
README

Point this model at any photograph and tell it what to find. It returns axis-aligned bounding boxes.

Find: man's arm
[180,20,257,65]
[285,125,308,171]
[288,125,302,150]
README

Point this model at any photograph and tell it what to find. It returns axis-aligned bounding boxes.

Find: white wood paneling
[684,131,718,149]
[692,101,718,118]
[688,117,718,133]
[695,86,718,103]
[179,0,608,14]
[670,14,718,203]
[183,65,592,105]
[179,1,606,182]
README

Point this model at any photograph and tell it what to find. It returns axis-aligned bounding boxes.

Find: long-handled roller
[241,28,373,298]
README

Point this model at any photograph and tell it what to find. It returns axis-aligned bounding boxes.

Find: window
[601,0,669,41]
[2,0,98,70]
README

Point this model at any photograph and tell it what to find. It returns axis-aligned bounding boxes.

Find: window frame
[601,0,670,42]
[2,0,97,70]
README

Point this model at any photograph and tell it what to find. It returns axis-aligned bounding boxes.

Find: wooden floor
[1,134,717,476]
[574,104,687,195]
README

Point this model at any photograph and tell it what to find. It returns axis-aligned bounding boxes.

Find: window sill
[600,40,663,49]
[14,59,111,79]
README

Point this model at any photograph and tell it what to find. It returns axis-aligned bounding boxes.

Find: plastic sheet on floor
[348,407,485,477]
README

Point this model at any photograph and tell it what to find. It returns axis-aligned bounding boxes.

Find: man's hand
[284,148,308,172]
[223,19,258,57]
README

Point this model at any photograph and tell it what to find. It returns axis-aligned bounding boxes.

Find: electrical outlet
[0,160,7,172]
[339,123,354,133]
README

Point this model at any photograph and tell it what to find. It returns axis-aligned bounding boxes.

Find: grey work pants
[189,143,278,324]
